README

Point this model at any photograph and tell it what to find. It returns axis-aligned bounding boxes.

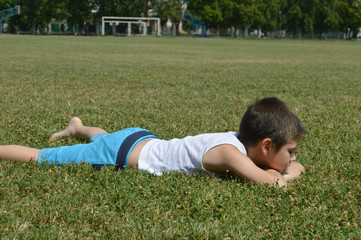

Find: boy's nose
[291,154,296,161]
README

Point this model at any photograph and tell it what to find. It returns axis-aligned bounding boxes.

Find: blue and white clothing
[138,132,247,175]
[37,128,157,169]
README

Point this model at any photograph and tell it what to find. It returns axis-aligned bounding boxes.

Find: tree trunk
[347,29,352,39]
[243,25,248,38]
[31,24,36,35]
[216,26,220,37]
[230,26,235,38]
[47,21,52,35]
[172,22,177,36]
[79,24,84,35]
[64,22,68,35]
[297,28,302,39]
[336,31,341,39]
[14,25,19,34]
[39,23,44,34]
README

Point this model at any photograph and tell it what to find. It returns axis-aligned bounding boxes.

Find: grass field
[0,34,360,239]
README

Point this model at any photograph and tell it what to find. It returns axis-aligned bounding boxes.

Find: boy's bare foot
[50,117,83,141]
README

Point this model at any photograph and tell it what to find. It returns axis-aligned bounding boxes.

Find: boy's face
[265,141,298,172]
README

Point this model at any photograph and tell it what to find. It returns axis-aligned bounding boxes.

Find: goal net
[101,17,161,36]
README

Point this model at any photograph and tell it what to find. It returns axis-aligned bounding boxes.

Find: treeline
[188,0,361,39]
[1,0,360,38]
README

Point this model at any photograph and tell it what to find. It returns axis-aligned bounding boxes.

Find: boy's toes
[49,131,65,141]
[49,133,59,141]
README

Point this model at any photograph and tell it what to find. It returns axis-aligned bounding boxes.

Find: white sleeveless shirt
[138,131,247,175]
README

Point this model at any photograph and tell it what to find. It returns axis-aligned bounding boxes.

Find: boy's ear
[261,138,273,156]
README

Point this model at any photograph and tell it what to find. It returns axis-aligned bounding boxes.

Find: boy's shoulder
[191,131,246,155]
[202,143,249,175]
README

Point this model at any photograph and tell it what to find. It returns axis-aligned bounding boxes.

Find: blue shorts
[37,128,158,169]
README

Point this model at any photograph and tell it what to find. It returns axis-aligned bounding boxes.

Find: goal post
[15,5,20,15]
[101,16,161,36]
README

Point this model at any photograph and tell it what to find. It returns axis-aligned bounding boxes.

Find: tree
[120,0,150,17]
[65,0,91,35]
[93,0,118,20]
[186,0,241,37]
[336,0,361,39]
[280,0,320,38]
[281,0,304,37]
[236,0,257,37]
[186,0,216,32]
[225,0,244,37]
[253,0,280,37]
[41,0,68,34]
[16,0,47,34]
[153,0,182,36]
[201,0,223,33]
[301,0,319,38]
[314,0,339,38]
[0,0,15,11]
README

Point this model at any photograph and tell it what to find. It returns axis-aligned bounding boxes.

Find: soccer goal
[101,16,161,37]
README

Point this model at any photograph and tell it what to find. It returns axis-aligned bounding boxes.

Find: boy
[0,97,305,187]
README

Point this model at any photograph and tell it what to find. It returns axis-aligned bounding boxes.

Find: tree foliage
[336,0,361,38]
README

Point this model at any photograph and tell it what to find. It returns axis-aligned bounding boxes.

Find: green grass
[0,34,360,239]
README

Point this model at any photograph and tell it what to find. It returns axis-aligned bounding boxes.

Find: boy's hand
[266,169,287,187]
[281,161,305,182]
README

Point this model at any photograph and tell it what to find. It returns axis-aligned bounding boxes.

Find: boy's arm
[203,145,286,187]
[281,161,305,182]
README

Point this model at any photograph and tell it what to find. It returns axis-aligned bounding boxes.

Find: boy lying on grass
[0,97,305,187]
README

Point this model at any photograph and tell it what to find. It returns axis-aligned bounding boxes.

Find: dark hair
[237,97,305,150]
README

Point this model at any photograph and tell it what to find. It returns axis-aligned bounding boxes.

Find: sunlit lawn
[0,34,360,238]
